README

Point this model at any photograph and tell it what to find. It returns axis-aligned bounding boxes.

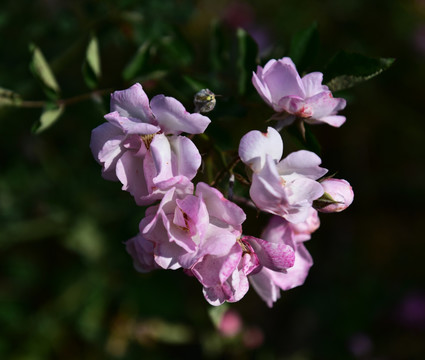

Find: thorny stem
[18,88,112,108]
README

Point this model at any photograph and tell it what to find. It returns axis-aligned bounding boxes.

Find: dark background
[1,0,424,359]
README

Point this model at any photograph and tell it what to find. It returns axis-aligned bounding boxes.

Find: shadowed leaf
[122,41,150,81]
[32,103,64,134]
[289,22,319,73]
[82,35,101,89]
[236,28,258,95]
[29,44,61,99]
[0,87,22,107]
[324,51,395,91]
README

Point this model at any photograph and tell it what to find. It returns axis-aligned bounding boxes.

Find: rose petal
[104,111,160,135]
[277,95,313,118]
[149,133,173,184]
[195,182,246,229]
[192,243,242,287]
[262,61,305,110]
[276,150,328,180]
[249,268,282,308]
[90,122,124,181]
[125,234,158,273]
[306,91,346,120]
[308,115,346,127]
[238,127,283,172]
[110,83,156,124]
[115,151,150,205]
[301,72,328,97]
[272,243,313,290]
[243,236,295,271]
[150,95,211,135]
[168,135,201,180]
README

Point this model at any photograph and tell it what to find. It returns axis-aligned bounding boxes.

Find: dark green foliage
[0,1,423,359]
[288,22,319,73]
[82,35,102,89]
[32,103,64,134]
[324,51,395,91]
[29,44,61,100]
[236,28,259,95]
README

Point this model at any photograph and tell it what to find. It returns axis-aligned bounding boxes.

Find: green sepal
[313,191,340,209]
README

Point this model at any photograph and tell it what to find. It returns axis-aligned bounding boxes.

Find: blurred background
[1,0,424,359]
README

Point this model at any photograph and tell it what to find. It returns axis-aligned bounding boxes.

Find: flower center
[140,133,156,150]
[174,207,190,233]
[237,237,251,255]
[295,105,313,118]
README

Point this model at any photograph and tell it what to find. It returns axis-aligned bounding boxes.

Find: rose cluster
[90,57,353,307]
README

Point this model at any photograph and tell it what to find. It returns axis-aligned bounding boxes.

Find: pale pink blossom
[317,178,354,213]
[194,233,296,305]
[291,207,320,242]
[252,57,346,127]
[239,127,327,223]
[127,181,296,305]
[134,182,252,304]
[249,212,319,307]
[90,83,211,205]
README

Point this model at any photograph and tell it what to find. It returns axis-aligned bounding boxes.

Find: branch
[18,88,112,108]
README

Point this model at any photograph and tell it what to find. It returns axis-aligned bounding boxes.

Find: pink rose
[249,212,318,307]
[239,127,326,223]
[252,57,346,127]
[90,83,211,205]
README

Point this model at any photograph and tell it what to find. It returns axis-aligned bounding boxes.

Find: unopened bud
[314,178,354,213]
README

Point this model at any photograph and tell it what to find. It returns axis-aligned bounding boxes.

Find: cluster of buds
[90,57,353,307]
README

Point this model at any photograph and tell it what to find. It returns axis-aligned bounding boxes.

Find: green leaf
[236,28,258,95]
[289,22,319,73]
[324,51,395,91]
[29,44,61,99]
[122,41,150,81]
[82,35,101,89]
[32,103,64,134]
[0,87,22,107]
